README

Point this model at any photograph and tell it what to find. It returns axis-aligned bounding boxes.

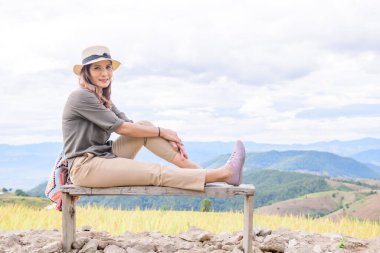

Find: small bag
[45,151,71,211]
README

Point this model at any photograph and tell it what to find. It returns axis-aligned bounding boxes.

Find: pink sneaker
[226,140,246,186]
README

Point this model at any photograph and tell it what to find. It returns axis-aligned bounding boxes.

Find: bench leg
[243,195,254,253]
[62,193,76,252]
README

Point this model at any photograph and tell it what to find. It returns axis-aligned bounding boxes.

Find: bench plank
[61,183,255,198]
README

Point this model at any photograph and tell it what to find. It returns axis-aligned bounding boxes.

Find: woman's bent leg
[69,153,206,191]
[112,120,176,161]
[112,134,145,159]
[112,120,200,168]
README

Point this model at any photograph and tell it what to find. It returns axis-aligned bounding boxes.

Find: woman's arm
[115,122,182,144]
[111,103,133,123]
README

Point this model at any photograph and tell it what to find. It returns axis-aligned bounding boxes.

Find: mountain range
[204,150,380,179]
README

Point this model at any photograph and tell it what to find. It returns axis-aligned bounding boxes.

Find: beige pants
[69,120,206,191]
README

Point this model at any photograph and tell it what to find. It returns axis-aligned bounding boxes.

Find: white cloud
[1,0,380,144]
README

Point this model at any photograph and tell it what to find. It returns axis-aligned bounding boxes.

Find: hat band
[82,53,111,64]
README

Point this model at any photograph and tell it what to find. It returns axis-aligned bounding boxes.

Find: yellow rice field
[1,204,379,239]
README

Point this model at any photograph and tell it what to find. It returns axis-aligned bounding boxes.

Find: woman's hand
[169,141,189,160]
[159,127,189,160]
[160,127,182,144]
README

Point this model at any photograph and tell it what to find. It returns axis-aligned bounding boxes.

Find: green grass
[298,190,336,199]
[1,204,380,239]
[0,193,51,208]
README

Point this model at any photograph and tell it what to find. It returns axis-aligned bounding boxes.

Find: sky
[0,0,380,145]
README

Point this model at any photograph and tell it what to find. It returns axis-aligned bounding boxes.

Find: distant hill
[351,149,380,166]
[256,177,380,221]
[27,181,47,197]
[203,150,380,179]
[324,191,380,221]
[244,170,331,207]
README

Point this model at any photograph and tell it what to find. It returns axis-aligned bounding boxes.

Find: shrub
[15,189,29,196]
[200,198,212,212]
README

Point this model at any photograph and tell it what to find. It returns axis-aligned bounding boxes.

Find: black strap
[82,53,111,64]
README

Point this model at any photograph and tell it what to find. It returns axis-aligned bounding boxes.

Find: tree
[15,189,29,196]
[1,187,8,193]
[200,198,212,212]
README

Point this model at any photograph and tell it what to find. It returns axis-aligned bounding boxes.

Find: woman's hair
[79,64,113,109]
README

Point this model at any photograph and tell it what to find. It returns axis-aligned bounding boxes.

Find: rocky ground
[0,226,379,253]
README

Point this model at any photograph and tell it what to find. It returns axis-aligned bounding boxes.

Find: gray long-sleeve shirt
[62,88,133,170]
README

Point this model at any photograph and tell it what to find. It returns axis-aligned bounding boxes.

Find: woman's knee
[136,120,155,127]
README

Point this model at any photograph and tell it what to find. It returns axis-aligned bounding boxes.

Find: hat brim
[73,58,121,75]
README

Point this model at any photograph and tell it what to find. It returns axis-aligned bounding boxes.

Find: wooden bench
[61,183,255,253]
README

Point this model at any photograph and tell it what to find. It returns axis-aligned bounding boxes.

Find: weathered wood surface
[61,183,255,198]
[243,195,254,253]
[62,193,76,252]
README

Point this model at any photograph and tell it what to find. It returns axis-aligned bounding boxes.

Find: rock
[212,232,232,242]
[177,241,193,250]
[0,228,376,253]
[225,234,243,245]
[123,231,135,237]
[175,250,205,253]
[222,245,234,251]
[344,237,368,250]
[10,245,28,253]
[73,238,89,249]
[323,233,343,241]
[146,231,162,239]
[179,227,213,242]
[79,239,99,253]
[82,225,92,231]
[104,245,126,253]
[368,236,380,251]
[98,238,118,249]
[38,241,62,253]
[252,247,264,253]
[285,246,315,253]
[260,234,288,252]
[155,241,176,253]
[232,247,243,253]
[5,234,22,247]
[206,245,218,251]
[98,240,109,250]
[254,227,272,237]
[126,248,142,253]
[313,244,323,253]
[129,239,155,253]
[255,236,264,243]
[288,239,298,248]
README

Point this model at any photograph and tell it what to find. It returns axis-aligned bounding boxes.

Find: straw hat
[73,46,121,75]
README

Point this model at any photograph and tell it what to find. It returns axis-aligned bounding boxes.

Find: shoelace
[227,150,237,164]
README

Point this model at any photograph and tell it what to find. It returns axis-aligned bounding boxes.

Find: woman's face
[89,60,113,88]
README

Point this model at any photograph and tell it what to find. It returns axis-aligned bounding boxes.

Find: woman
[63,45,245,191]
